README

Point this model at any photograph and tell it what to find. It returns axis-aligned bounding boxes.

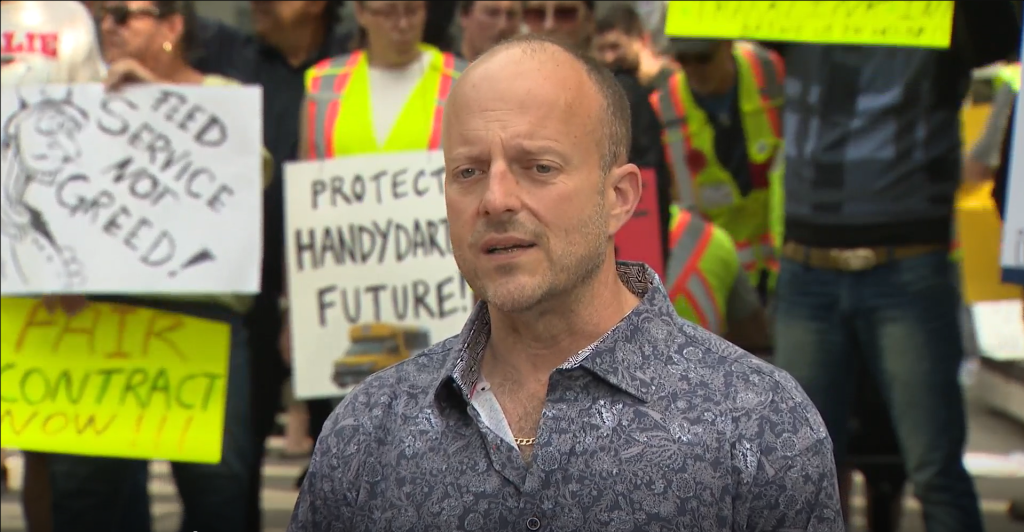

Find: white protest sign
[284,151,473,399]
[0,83,263,294]
[1000,48,1023,285]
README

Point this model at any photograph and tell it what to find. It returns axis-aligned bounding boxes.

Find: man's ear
[605,162,642,236]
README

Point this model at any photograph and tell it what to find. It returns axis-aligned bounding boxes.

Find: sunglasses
[523,5,581,26]
[100,3,163,26]
[675,52,715,66]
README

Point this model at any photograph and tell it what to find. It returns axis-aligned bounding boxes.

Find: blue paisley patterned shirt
[289,262,843,532]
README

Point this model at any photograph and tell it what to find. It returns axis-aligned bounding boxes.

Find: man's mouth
[486,244,536,255]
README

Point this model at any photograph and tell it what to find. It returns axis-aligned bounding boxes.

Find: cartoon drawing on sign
[0,84,87,289]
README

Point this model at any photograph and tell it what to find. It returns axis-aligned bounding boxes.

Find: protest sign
[615,168,665,278]
[284,151,472,399]
[665,1,955,49]
[1000,56,1024,286]
[0,83,264,295]
[0,298,231,463]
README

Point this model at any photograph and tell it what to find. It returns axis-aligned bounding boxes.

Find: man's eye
[535,164,553,174]
[457,168,479,179]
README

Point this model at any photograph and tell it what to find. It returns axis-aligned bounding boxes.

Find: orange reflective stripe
[651,73,697,208]
[691,269,722,332]
[306,58,331,160]
[428,53,457,150]
[668,221,714,323]
[737,45,781,139]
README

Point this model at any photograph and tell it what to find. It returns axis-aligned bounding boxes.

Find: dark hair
[595,3,645,38]
[459,1,476,16]
[152,1,200,60]
[484,33,632,173]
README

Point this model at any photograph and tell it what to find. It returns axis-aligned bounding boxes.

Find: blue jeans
[773,250,982,532]
[48,299,254,532]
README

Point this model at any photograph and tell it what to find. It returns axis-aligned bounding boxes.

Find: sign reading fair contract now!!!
[0,298,231,463]
[665,1,955,49]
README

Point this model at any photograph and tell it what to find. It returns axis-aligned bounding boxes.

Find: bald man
[287,34,842,532]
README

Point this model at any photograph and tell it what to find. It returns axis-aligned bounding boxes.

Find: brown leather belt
[781,242,947,272]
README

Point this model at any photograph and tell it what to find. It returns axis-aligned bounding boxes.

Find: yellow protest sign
[665,1,955,49]
[0,298,231,464]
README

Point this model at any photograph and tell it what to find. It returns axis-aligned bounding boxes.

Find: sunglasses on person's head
[100,3,163,26]
[523,5,581,26]
[675,52,715,65]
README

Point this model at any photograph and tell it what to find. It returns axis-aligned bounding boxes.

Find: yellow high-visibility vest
[302,44,468,159]
[650,41,784,289]
[664,208,737,334]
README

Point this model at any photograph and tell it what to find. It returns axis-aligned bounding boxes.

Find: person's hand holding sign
[40,295,88,317]
[103,57,160,90]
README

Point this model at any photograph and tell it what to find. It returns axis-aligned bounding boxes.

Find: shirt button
[526,516,541,530]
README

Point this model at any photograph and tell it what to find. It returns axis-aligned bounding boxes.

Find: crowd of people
[1,1,1022,531]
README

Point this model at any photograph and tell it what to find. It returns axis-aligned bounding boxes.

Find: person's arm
[287,399,363,531]
[968,83,1017,174]
[733,381,844,531]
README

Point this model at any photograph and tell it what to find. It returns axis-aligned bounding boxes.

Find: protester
[41,2,271,532]
[522,0,593,50]
[666,208,770,351]
[456,0,523,62]
[592,2,674,91]
[768,2,1022,530]
[649,37,784,299]
[188,3,350,527]
[288,34,843,531]
[1,2,126,531]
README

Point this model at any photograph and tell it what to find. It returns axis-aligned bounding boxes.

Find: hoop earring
[162,41,173,53]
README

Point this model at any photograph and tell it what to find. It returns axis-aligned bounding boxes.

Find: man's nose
[479,163,522,216]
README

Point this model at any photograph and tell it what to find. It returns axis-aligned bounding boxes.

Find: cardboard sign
[0,83,264,295]
[0,298,231,463]
[665,1,955,49]
[615,168,665,278]
[283,151,473,399]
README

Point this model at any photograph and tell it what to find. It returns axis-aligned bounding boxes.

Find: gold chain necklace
[514,437,536,446]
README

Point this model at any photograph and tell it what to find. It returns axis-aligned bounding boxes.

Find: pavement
[2,399,1022,532]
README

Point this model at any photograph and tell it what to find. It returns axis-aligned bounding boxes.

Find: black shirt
[190,19,352,301]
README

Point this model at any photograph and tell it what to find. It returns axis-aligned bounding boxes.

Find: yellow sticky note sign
[665,1,955,49]
[0,298,231,464]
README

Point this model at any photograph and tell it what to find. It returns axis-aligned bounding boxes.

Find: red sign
[615,167,665,278]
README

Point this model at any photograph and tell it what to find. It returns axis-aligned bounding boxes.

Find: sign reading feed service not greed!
[0,83,263,295]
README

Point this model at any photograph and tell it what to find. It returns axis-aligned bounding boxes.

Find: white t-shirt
[367,52,430,147]
[1,0,106,86]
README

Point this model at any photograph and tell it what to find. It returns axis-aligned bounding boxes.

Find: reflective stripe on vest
[304,47,466,159]
[650,73,696,210]
[306,52,363,160]
[664,210,723,333]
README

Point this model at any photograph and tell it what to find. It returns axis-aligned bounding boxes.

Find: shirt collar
[434,262,674,406]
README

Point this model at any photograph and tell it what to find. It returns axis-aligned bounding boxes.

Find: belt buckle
[830,248,877,271]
